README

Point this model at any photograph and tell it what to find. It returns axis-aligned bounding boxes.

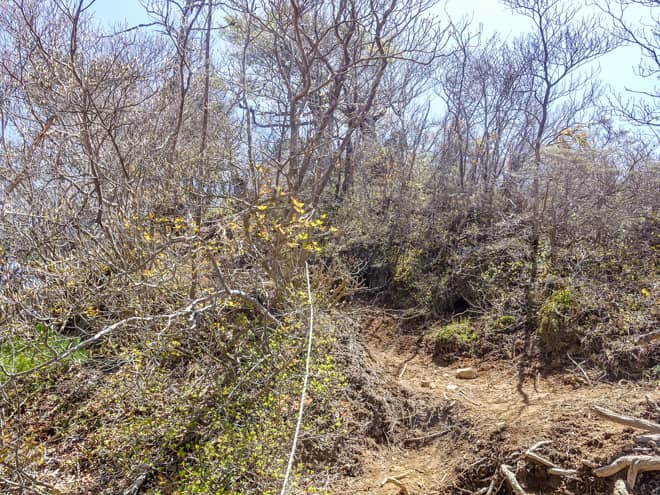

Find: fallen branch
[593,455,660,488]
[500,464,526,495]
[0,293,219,382]
[592,406,660,434]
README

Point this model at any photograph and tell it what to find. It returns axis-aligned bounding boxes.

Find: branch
[212,258,281,325]
[0,294,219,382]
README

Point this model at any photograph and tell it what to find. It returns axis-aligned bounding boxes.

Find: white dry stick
[280,262,315,495]
[567,353,591,385]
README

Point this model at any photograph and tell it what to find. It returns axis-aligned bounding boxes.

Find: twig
[524,441,579,477]
[500,464,527,495]
[567,353,591,385]
[403,428,450,443]
[212,258,281,325]
[0,294,216,382]
[484,476,498,495]
[527,440,553,452]
[457,388,482,406]
[279,262,314,495]
[398,362,408,378]
[593,406,660,433]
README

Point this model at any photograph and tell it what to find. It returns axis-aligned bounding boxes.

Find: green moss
[495,315,516,330]
[536,288,579,353]
[433,319,479,354]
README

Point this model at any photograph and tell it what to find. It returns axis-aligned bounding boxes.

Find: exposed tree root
[592,406,660,434]
[593,455,660,489]
[381,475,411,495]
[500,464,526,495]
[613,479,631,495]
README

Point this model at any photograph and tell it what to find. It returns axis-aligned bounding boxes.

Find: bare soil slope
[333,314,660,495]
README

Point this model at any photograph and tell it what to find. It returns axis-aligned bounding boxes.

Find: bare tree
[598,0,659,131]
[503,0,617,328]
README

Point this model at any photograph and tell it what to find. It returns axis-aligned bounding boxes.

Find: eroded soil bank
[332,313,660,495]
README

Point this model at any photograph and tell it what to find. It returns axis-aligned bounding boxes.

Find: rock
[455,367,477,379]
[446,383,459,391]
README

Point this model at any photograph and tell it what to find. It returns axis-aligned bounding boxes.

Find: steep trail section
[334,314,659,495]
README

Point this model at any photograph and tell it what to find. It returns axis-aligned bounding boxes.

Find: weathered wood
[593,455,660,488]
[500,464,527,495]
[381,476,410,495]
[592,406,660,434]
[612,479,631,495]
[635,433,660,445]
[547,467,579,477]
[524,451,556,468]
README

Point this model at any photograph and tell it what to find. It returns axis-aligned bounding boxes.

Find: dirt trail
[333,315,660,495]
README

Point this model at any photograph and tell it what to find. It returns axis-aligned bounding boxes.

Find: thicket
[0,0,658,493]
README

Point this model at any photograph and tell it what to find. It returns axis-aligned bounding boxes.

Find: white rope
[280,261,314,495]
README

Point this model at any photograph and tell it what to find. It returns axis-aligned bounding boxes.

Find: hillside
[0,0,659,494]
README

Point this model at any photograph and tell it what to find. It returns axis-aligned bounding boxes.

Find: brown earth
[331,314,660,495]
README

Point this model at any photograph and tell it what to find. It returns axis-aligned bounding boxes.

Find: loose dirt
[332,314,660,495]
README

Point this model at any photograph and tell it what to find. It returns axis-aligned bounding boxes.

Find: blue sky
[90,0,655,99]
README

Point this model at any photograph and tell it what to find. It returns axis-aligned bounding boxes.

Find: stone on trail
[455,367,477,379]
